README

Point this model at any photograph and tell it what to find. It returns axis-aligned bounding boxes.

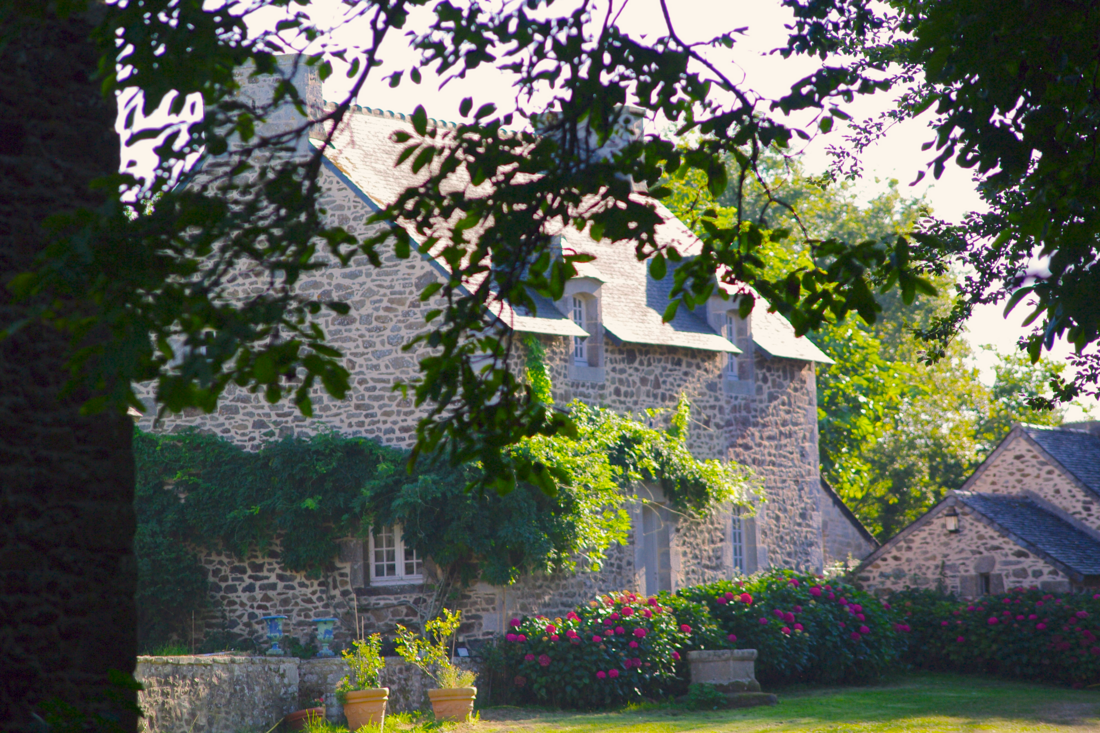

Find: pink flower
[794,605,803,613]
[956,636,965,643]
[610,613,620,620]
[717,597,728,605]
[794,623,804,632]
[852,604,863,613]
[545,624,557,633]
[506,633,517,642]
[510,618,521,627]
[603,619,613,626]
[839,622,846,629]
[672,651,681,661]
[566,611,580,621]
[857,614,866,622]
[941,621,949,627]
[608,669,619,679]
[728,633,738,642]
[629,641,639,649]
[725,592,735,600]
[592,635,602,643]
[1037,623,1047,630]
[1016,615,1025,621]
[783,612,796,624]
[850,632,861,641]
[596,671,607,680]
[550,634,559,641]
[759,618,769,625]
[525,653,535,662]
[809,587,823,598]
[634,628,648,638]
[967,605,976,612]
[615,626,625,635]
[517,634,527,642]
[1028,614,1038,620]
[1077,611,1090,619]
[621,607,634,617]
[680,624,692,634]
[988,618,998,625]
[631,657,642,668]
[882,602,892,610]
[648,597,659,606]
[740,593,753,605]
[643,610,652,619]
[538,654,551,667]
[566,629,578,639]
[839,598,849,606]
[859,625,870,635]
[781,626,791,635]
[790,579,800,587]
[774,609,785,618]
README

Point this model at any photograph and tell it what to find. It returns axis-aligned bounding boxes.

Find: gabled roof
[821,476,878,547]
[955,492,1100,579]
[317,104,831,362]
[1020,424,1100,497]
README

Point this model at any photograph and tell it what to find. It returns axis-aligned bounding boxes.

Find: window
[731,509,744,573]
[572,296,588,364]
[368,525,423,584]
[979,573,991,596]
[724,311,751,381]
[639,503,672,595]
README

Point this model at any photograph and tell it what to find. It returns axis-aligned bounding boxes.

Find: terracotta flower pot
[428,687,477,722]
[284,707,325,731]
[342,688,389,732]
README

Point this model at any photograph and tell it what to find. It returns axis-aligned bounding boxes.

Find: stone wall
[820,486,877,566]
[0,9,138,732]
[857,499,1067,597]
[136,656,299,733]
[137,655,473,733]
[968,432,1100,530]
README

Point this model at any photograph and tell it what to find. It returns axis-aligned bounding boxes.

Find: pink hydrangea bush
[491,591,691,708]
[674,570,906,685]
[893,587,1100,686]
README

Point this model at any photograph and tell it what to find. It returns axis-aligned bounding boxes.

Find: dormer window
[572,296,588,364]
[724,311,751,381]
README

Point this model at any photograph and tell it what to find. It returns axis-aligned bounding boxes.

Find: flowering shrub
[492,591,691,708]
[894,587,1100,686]
[673,570,905,685]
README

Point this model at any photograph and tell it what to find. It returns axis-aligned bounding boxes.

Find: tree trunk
[0,8,137,732]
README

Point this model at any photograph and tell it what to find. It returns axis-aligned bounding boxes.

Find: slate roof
[1022,425,1100,497]
[957,492,1100,578]
[317,104,831,362]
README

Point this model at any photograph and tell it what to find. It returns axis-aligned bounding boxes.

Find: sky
[121,0,1097,418]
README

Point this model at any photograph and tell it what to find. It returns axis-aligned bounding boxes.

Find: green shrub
[674,570,905,686]
[894,586,1100,686]
[497,591,691,708]
[683,682,728,711]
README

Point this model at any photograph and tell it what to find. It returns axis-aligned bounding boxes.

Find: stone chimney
[229,54,323,158]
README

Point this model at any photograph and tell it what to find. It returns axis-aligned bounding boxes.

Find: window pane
[731,511,744,572]
[374,526,397,577]
[404,545,422,577]
[572,297,587,362]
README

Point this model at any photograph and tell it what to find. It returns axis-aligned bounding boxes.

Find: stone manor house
[859,423,1100,598]
[137,57,876,648]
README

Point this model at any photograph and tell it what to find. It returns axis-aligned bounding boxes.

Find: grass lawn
[409,673,1100,733]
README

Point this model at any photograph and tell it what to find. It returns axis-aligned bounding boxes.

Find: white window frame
[724,310,751,381]
[368,524,423,585]
[731,508,745,573]
[572,296,588,364]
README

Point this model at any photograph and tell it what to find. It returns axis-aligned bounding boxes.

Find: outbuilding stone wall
[857,499,1067,597]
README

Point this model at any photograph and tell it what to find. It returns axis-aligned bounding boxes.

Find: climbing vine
[522,334,554,406]
[134,397,753,647]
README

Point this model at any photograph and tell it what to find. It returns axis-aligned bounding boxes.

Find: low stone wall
[138,655,477,732]
[136,655,298,733]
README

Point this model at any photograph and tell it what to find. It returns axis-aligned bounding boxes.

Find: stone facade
[820,482,878,566]
[859,425,1100,598]
[857,497,1068,596]
[137,56,871,651]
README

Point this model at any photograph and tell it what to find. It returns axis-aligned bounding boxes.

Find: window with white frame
[724,310,751,381]
[731,509,745,573]
[368,525,423,584]
[572,296,588,364]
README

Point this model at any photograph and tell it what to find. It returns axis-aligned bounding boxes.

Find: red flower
[631,657,642,668]
[783,612,796,624]
[610,613,620,620]
[596,671,607,680]
[615,626,625,635]
[566,611,580,621]
[725,592,735,600]
[517,634,527,642]
[680,624,692,634]
[717,597,728,605]
[728,633,737,642]
[759,618,769,625]
[550,634,559,641]
[621,607,634,617]
[524,653,535,662]
[740,593,753,604]
[794,623,804,632]
[1036,623,1047,631]
[566,629,578,639]
[506,633,517,642]
[774,609,785,618]
[510,618,521,627]
[859,625,870,635]
[809,587,823,598]
[538,654,551,667]
[781,627,791,635]
[794,605,803,613]
[628,641,639,649]
[672,651,681,661]
[988,618,999,625]
[592,635,602,643]
[609,669,619,679]
[647,597,659,606]
[634,628,648,638]
[850,632,861,641]
[643,609,653,619]
[790,579,800,587]
[1077,611,1090,619]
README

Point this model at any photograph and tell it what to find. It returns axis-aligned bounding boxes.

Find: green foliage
[684,683,728,711]
[337,634,386,699]
[134,514,209,652]
[522,334,554,407]
[494,592,691,709]
[395,609,476,688]
[674,571,905,686]
[893,587,1100,686]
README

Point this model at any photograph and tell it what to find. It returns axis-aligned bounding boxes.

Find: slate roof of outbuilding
[317,105,831,363]
[1022,425,1100,497]
[956,492,1100,577]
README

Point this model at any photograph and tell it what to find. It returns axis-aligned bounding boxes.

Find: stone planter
[427,687,476,722]
[343,688,389,731]
[687,649,761,692]
[284,707,325,731]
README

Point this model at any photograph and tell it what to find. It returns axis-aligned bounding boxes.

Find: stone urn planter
[687,649,761,692]
[284,707,325,731]
[342,688,389,731]
[428,687,477,722]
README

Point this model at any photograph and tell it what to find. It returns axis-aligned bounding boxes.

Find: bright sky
[121,0,1096,418]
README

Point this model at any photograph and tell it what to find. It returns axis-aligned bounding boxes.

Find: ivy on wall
[134,397,753,648]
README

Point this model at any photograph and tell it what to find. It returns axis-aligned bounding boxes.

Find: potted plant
[335,633,389,732]
[395,609,478,722]
[283,697,325,731]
